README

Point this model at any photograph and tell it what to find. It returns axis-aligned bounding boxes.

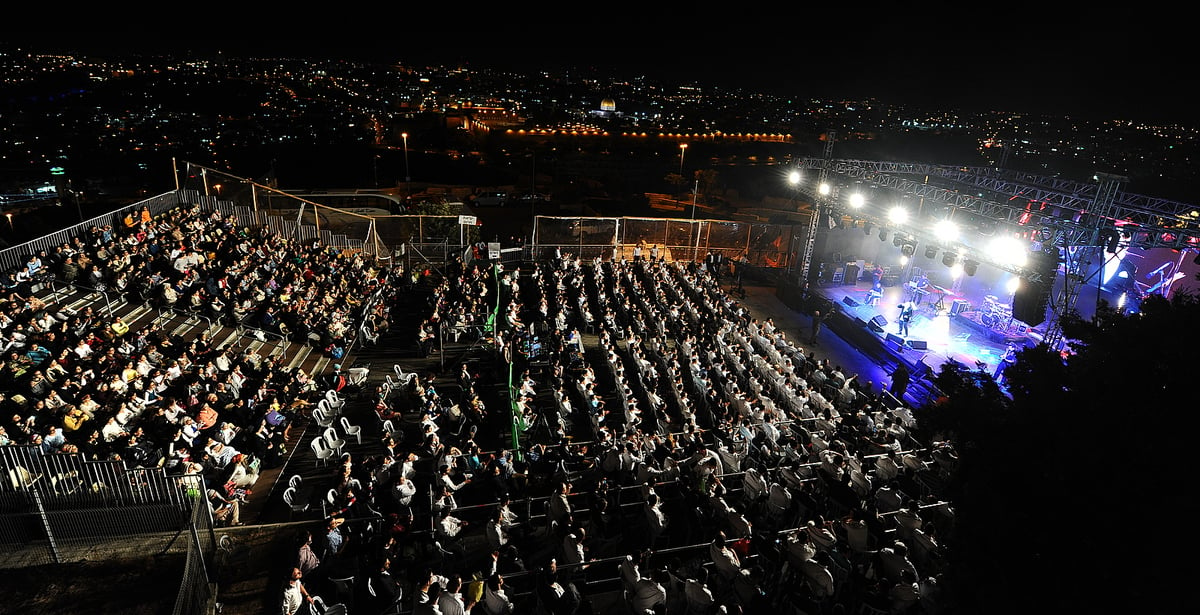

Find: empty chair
[313,407,335,429]
[323,426,346,456]
[283,486,309,519]
[340,416,363,445]
[310,596,347,615]
[393,364,418,387]
[361,325,379,345]
[328,575,356,605]
[326,388,347,408]
[288,474,303,491]
[311,436,334,467]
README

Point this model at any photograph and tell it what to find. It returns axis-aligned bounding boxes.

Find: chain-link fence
[180,163,481,261]
[532,215,796,268]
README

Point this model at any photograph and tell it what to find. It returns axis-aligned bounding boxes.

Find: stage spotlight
[1006,277,1021,295]
[949,263,964,279]
[864,221,873,235]
[879,228,888,241]
[924,245,938,259]
[893,235,903,248]
[849,193,865,209]
[901,241,917,257]
[942,251,958,268]
[988,236,1029,268]
[888,206,909,225]
[934,220,960,242]
[963,259,979,276]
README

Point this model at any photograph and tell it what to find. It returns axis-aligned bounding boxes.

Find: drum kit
[980,295,1012,329]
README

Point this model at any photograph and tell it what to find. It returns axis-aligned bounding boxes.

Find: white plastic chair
[283,486,309,518]
[311,437,334,467]
[340,416,363,445]
[323,426,346,456]
[323,392,346,413]
[313,407,335,428]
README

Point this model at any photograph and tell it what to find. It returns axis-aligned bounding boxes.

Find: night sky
[9,14,1190,122]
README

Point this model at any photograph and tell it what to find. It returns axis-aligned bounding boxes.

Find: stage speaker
[870,315,888,329]
[842,296,860,307]
[907,339,928,350]
[1012,252,1058,326]
[949,299,970,316]
[885,333,905,346]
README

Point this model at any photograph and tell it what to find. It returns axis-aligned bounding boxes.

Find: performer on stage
[911,274,930,305]
[871,264,884,286]
[993,344,1018,384]
[897,302,915,337]
[865,280,883,306]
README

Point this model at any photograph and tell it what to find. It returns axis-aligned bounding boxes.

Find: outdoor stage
[812,272,1040,381]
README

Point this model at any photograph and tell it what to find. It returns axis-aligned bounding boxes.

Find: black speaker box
[907,339,928,350]
[842,296,860,307]
[870,315,888,328]
[886,333,905,346]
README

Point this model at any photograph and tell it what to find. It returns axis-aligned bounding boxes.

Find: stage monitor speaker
[949,299,970,316]
[885,333,905,346]
[870,315,888,328]
[842,296,860,307]
[907,339,928,350]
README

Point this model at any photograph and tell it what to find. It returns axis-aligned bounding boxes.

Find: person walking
[809,310,828,345]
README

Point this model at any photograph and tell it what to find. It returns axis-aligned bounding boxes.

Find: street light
[679,143,688,175]
[401,132,411,195]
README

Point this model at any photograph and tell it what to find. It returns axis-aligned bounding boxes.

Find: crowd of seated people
[277,249,955,615]
[0,203,394,528]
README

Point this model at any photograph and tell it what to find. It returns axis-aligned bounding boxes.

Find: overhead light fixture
[924,245,939,259]
[901,241,917,257]
[942,251,958,268]
[879,228,888,241]
[963,259,979,276]
[893,235,903,248]
[863,221,873,235]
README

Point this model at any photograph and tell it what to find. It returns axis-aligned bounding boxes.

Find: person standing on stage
[897,302,915,337]
[993,344,1018,384]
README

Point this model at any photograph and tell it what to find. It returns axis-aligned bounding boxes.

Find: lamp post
[401,132,411,196]
[678,143,688,176]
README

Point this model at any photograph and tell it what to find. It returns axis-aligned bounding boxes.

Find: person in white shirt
[483,573,513,614]
[630,569,669,614]
[436,575,473,615]
[281,567,313,615]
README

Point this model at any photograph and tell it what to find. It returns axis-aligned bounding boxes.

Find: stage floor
[815,279,1034,376]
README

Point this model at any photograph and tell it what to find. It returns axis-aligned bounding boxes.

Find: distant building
[591,97,620,119]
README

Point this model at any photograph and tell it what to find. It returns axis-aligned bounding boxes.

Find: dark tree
[925,294,1196,614]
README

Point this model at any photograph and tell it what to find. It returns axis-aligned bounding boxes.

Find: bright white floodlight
[818,183,831,196]
[888,206,909,225]
[788,170,801,186]
[848,193,865,209]
[1006,277,1021,294]
[934,220,960,242]
[989,236,1029,267]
